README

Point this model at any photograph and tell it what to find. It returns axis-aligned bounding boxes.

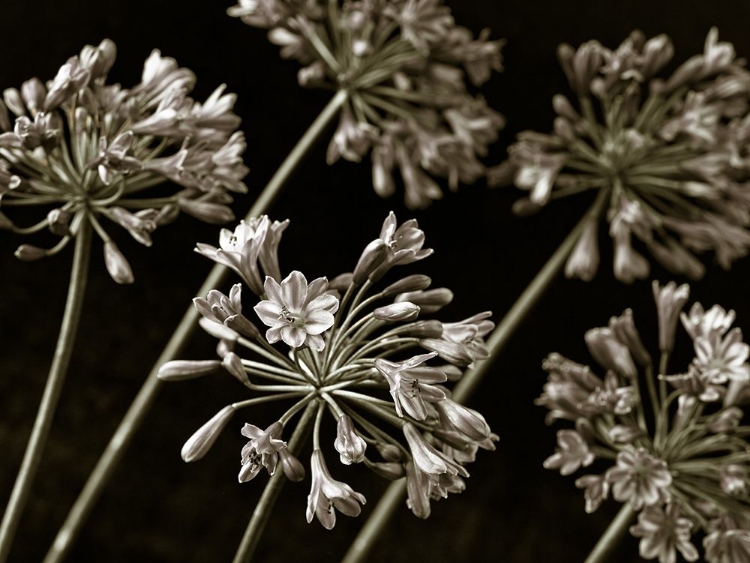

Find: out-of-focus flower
[0,40,247,282]
[539,282,750,560]
[491,29,750,282]
[228,0,505,208]
[164,213,495,527]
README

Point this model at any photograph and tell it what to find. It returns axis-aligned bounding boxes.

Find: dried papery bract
[162,212,496,557]
[228,0,505,209]
[491,28,750,283]
[538,281,750,562]
[0,39,248,282]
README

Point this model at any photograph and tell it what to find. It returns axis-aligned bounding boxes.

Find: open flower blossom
[490,28,750,283]
[538,280,750,562]
[228,0,504,209]
[0,39,247,282]
[160,212,496,527]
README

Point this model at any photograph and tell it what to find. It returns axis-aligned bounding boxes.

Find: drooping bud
[279,448,306,482]
[334,415,367,465]
[181,405,236,462]
[15,244,47,261]
[103,240,134,284]
[373,302,420,322]
[157,359,221,382]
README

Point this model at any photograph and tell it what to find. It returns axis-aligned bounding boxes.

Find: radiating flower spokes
[162,212,495,528]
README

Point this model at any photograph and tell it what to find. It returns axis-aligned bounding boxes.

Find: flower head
[167,213,494,527]
[492,29,750,282]
[0,40,246,282]
[539,282,750,560]
[228,0,504,208]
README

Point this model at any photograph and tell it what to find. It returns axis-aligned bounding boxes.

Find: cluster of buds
[538,281,750,562]
[228,0,504,209]
[490,28,750,283]
[0,39,248,282]
[160,212,497,527]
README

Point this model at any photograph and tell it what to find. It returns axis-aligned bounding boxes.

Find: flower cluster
[160,212,497,527]
[228,0,504,209]
[538,281,750,563]
[490,28,750,283]
[0,39,248,282]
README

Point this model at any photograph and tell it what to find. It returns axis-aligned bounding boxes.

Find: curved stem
[232,401,318,563]
[341,197,605,563]
[0,220,92,563]
[44,90,348,563]
[583,504,635,563]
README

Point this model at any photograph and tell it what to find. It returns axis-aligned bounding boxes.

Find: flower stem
[43,90,349,563]
[341,194,606,563]
[232,401,318,563]
[583,504,635,563]
[0,220,92,563]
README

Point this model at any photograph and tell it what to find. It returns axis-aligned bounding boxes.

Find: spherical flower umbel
[538,281,750,562]
[0,39,247,282]
[491,29,750,283]
[228,0,504,209]
[160,212,497,528]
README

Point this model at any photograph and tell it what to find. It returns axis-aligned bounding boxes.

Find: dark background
[2,1,750,561]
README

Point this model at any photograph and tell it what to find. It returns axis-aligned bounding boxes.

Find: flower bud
[564,218,599,282]
[155,204,180,226]
[707,407,743,433]
[14,244,46,261]
[181,405,236,462]
[47,208,73,236]
[375,443,403,462]
[373,302,420,322]
[334,415,367,465]
[225,313,262,340]
[552,94,579,121]
[584,327,637,379]
[352,239,388,284]
[198,317,239,342]
[440,364,463,382]
[652,281,690,353]
[178,199,235,225]
[403,320,443,338]
[20,78,46,114]
[608,309,652,367]
[279,448,306,482]
[222,352,248,385]
[419,339,473,367]
[395,288,453,314]
[328,273,353,292]
[381,275,432,298]
[365,460,405,480]
[103,240,134,284]
[435,398,491,441]
[157,359,221,381]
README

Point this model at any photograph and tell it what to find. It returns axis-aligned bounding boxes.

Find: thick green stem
[341,200,602,563]
[0,221,92,563]
[232,401,318,563]
[583,504,635,563]
[44,91,348,563]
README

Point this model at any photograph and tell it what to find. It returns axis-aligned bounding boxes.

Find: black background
[2,1,750,561]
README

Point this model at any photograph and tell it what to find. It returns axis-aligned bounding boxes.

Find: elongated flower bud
[404,320,443,338]
[222,352,248,385]
[382,274,432,298]
[157,359,221,381]
[15,244,47,261]
[609,309,652,367]
[373,302,420,322]
[198,317,239,342]
[396,288,453,314]
[653,281,690,353]
[279,448,306,482]
[584,327,637,379]
[181,405,236,462]
[352,239,388,284]
[419,338,474,366]
[435,398,491,441]
[225,314,261,340]
[334,415,367,465]
[178,199,235,225]
[366,459,405,480]
[103,240,134,284]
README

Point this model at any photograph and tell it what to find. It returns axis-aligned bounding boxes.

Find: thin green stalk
[232,401,318,563]
[341,194,607,563]
[44,90,348,563]
[0,220,93,563]
[583,504,635,563]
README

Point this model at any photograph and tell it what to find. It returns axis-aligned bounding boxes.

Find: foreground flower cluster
[539,281,750,562]
[160,212,496,527]
[228,0,504,209]
[0,39,247,282]
[491,28,750,283]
